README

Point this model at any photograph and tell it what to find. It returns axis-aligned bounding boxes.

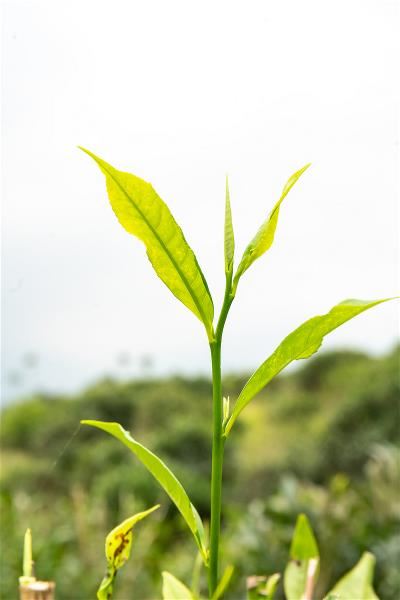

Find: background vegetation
[1,346,399,599]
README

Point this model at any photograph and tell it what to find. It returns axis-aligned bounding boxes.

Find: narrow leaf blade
[97,505,159,600]
[82,420,208,562]
[224,297,395,435]
[80,148,214,339]
[212,565,234,600]
[162,572,193,600]
[224,176,235,274]
[325,553,379,600]
[284,514,319,600]
[232,164,310,294]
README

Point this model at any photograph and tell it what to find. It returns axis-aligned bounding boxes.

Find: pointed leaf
[325,553,379,600]
[97,505,159,600]
[212,565,234,600]
[224,297,395,436]
[247,574,280,600]
[284,514,319,600]
[224,177,235,274]
[82,420,208,563]
[162,572,193,600]
[232,164,310,295]
[80,148,214,340]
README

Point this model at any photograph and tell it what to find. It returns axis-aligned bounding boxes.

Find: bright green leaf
[162,571,193,600]
[97,505,159,600]
[232,163,310,295]
[80,148,214,340]
[247,573,280,599]
[224,176,235,274]
[212,565,234,600]
[81,420,208,563]
[284,514,319,600]
[224,297,395,436]
[325,553,379,600]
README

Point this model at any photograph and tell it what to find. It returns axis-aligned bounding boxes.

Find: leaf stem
[208,271,234,597]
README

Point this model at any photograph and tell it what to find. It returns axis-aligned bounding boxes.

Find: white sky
[2,0,399,402]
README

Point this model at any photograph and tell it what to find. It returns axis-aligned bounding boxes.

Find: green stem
[208,272,234,597]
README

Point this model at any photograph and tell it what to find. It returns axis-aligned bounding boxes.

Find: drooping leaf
[80,148,214,340]
[212,565,234,600]
[224,176,235,274]
[232,164,310,295]
[247,573,280,599]
[284,514,319,600]
[325,553,379,600]
[162,571,193,600]
[81,420,208,563]
[97,505,159,600]
[224,297,395,436]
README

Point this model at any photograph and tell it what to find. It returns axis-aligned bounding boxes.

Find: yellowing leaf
[162,571,193,600]
[80,148,214,340]
[224,298,396,436]
[232,164,310,295]
[97,505,159,600]
[81,420,208,563]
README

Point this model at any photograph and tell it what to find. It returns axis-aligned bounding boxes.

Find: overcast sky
[2,0,399,402]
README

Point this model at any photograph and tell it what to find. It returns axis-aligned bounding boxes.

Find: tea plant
[80,148,395,599]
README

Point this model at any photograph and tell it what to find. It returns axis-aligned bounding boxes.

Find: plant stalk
[208,273,233,597]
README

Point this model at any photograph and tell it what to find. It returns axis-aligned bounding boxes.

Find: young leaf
[80,148,214,340]
[232,164,310,295]
[224,176,235,274]
[224,297,395,436]
[212,565,234,600]
[325,553,379,600]
[81,420,208,563]
[284,514,319,600]
[162,572,193,600]
[247,574,280,599]
[97,505,159,600]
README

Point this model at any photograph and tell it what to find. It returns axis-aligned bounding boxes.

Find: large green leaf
[80,148,214,340]
[81,420,208,563]
[162,572,193,600]
[224,298,394,436]
[283,514,319,600]
[325,553,379,600]
[97,505,159,600]
[224,176,235,274]
[232,164,310,295]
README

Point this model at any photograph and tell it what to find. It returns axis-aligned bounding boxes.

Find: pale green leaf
[232,164,310,295]
[284,514,319,600]
[325,553,379,600]
[224,177,235,274]
[247,573,280,600]
[224,297,395,436]
[81,420,208,563]
[97,505,159,600]
[162,571,193,600]
[212,565,234,600]
[80,148,214,340]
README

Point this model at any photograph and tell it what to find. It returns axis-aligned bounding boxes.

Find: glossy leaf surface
[80,148,214,340]
[224,298,393,435]
[162,572,193,600]
[82,420,208,562]
[97,505,159,600]
[232,164,310,294]
[284,514,319,600]
[325,553,379,600]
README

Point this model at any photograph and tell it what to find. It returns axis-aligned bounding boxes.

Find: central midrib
[101,162,210,331]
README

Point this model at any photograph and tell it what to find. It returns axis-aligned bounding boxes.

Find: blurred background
[1,1,399,598]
